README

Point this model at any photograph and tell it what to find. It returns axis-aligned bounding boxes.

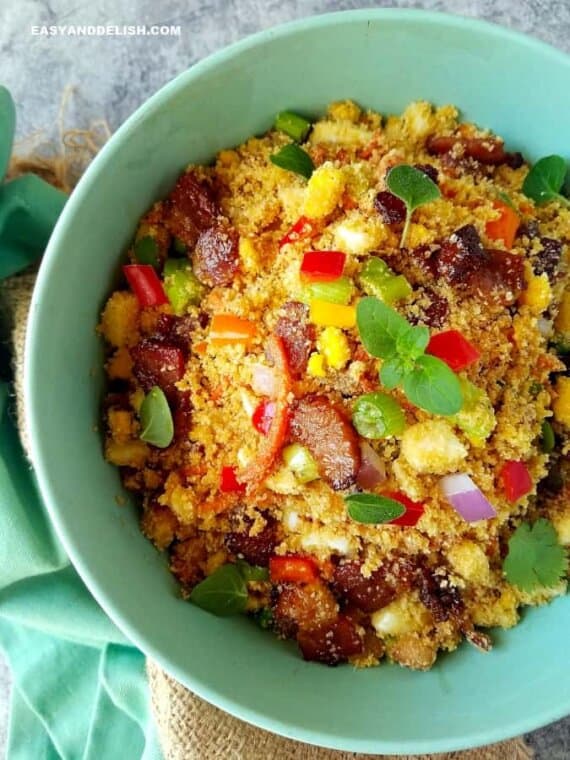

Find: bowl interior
[26,10,570,754]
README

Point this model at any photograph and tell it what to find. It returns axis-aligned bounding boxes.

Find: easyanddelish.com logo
[31,24,181,37]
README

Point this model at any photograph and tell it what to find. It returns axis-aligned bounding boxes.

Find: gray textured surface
[1,0,569,757]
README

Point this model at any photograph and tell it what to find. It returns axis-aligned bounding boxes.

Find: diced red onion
[356,441,386,490]
[251,364,277,397]
[440,473,497,522]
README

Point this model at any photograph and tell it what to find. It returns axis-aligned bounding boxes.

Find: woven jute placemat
[1,143,534,760]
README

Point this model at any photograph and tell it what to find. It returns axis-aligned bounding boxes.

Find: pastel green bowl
[25,9,570,754]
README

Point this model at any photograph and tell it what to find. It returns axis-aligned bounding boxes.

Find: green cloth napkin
[0,85,162,759]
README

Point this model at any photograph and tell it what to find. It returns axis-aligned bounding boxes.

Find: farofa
[99,100,570,670]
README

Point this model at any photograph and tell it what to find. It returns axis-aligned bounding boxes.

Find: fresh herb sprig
[503,519,567,592]
[270,143,315,179]
[522,155,569,207]
[189,560,268,616]
[386,165,441,247]
[345,493,405,524]
[356,297,462,416]
[139,386,174,448]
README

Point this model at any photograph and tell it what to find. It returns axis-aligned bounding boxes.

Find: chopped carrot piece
[485,201,520,249]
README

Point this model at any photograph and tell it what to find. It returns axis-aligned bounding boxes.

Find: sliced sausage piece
[193,225,239,287]
[168,171,219,228]
[131,339,185,397]
[297,615,363,666]
[274,301,316,377]
[332,561,397,613]
[272,582,338,638]
[289,395,360,490]
[416,566,465,624]
[172,390,193,441]
[225,516,277,567]
[426,135,521,167]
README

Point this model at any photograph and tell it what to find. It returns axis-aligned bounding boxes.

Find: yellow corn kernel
[99,291,140,348]
[105,439,149,468]
[327,100,362,123]
[238,237,259,273]
[519,263,551,314]
[107,408,135,444]
[407,223,433,249]
[317,327,351,370]
[553,376,570,427]
[309,300,356,329]
[130,388,145,414]
[106,347,133,380]
[307,352,326,377]
[555,291,570,333]
[303,163,345,218]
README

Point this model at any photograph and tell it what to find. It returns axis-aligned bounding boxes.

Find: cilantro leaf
[503,519,567,592]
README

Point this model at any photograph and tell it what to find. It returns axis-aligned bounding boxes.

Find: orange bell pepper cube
[309,299,356,328]
[485,201,520,249]
[269,555,319,584]
[210,314,257,346]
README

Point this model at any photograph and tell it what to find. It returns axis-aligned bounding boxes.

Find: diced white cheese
[401,420,467,475]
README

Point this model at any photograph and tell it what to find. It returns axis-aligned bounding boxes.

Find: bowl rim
[24,7,570,754]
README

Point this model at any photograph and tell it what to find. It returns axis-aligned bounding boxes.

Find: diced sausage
[131,339,186,397]
[297,615,363,665]
[272,582,338,638]
[225,516,277,567]
[172,390,193,441]
[289,396,360,490]
[333,561,396,613]
[416,566,464,623]
[154,313,200,351]
[274,302,316,377]
[165,171,219,247]
[193,225,239,287]
[432,225,525,304]
[374,191,406,223]
[426,135,518,166]
[413,163,439,184]
[169,536,208,588]
[533,237,563,281]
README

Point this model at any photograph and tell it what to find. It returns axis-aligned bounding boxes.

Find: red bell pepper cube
[384,491,425,527]
[269,555,319,584]
[279,216,318,248]
[251,400,276,436]
[499,461,533,502]
[123,264,169,307]
[426,329,481,371]
[300,251,346,282]
[220,466,246,494]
